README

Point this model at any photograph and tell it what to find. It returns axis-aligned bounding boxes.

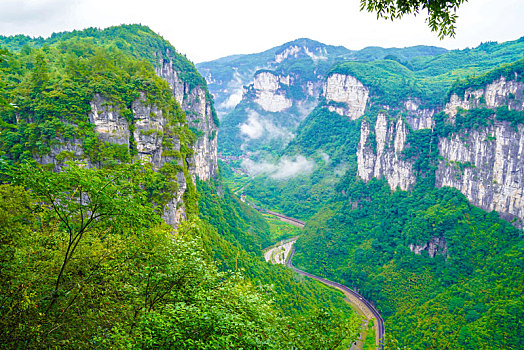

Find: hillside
[198,38,446,158]
[239,39,524,348]
[0,26,360,349]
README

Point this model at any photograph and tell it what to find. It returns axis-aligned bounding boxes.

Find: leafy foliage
[292,175,523,348]
[360,0,467,38]
[0,39,194,167]
[0,25,361,349]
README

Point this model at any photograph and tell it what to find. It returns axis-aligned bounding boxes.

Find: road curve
[257,207,385,347]
[287,246,384,349]
[255,208,306,228]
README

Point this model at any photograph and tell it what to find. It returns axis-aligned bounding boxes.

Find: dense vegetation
[293,179,523,349]
[0,25,360,349]
[206,38,449,157]
[330,37,524,108]
[0,163,360,348]
[0,24,218,127]
[230,39,524,348]
[243,107,361,219]
[0,39,195,167]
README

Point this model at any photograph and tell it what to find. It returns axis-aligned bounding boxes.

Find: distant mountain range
[197,38,448,118]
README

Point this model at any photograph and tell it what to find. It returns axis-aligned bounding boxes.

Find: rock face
[357,74,524,227]
[251,71,293,112]
[155,53,218,181]
[403,99,435,130]
[357,114,416,191]
[38,50,218,228]
[435,122,524,227]
[436,76,524,227]
[323,74,368,120]
[274,44,329,63]
[90,94,131,146]
[445,76,524,117]
[409,237,448,258]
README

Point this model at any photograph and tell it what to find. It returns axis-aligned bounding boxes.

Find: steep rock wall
[155,52,218,181]
[251,71,293,112]
[323,73,368,120]
[356,75,524,227]
[37,92,189,226]
[403,99,435,130]
[437,76,524,227]
[445,76,524,117]
[357,114,416,191]
[435,121,524,227]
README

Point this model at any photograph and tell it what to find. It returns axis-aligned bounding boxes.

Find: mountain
[243,36,524,218]
[197,38,352,117]
[197,38,446,159]
[0,25,359,348]
[239,37,524,348]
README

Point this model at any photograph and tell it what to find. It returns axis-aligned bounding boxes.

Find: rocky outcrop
[403,99,434,130]
[274,44,328,63]
[436,76,524,227]
[90,94,131,145]
[445,76,524,116]
[357,114,416,191]
[251,71,293,112]
[357,75,524,227]
[409,237,448,258]
[323,74,368,119]
[155,52,218,181]
[436,121,524,227]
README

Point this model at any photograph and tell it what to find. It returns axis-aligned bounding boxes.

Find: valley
[262,210,384,350]
[0,22,522,349]
[205,36,524,349]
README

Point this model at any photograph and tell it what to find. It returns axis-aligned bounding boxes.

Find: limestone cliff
[403,99,435,130]
[251,71,293,112]
[323,73,368,120]
[445,76,524,117]
[356,74,524,228]
[155,51,218,181]
[357,113,416,191]
[37,92,189,226]
[37,50,218,228]
[435,121,524,227]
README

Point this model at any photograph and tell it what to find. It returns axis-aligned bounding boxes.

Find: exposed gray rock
[357,114,416,190]
[357,75,524,228]
[409,236,448,258]
[323,73,368,119]
[155,52,218,181]
[436,121,524,228]
[89,94,130,145]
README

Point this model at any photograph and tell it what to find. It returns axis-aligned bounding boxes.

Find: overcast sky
[0,0,523,63]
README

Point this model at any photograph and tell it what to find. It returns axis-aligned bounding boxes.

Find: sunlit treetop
[360,0,469,39]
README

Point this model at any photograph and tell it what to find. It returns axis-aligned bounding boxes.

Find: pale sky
[0,0,523,63]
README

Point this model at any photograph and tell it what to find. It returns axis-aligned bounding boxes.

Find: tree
[0,48,9,107]
[9,161,159,315]
[360,0,468,38]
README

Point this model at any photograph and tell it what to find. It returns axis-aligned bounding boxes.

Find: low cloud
[242,155,315,180]
[220,90,243,109]
[239,110,265,139]
[239,110,294,143]
[219,70,244,109]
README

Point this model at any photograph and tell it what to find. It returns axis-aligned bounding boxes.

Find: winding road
[287,247,384,349]
[261,209,384,349]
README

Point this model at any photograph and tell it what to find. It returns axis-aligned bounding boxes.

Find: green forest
[0,26,360,349]
[232,42,524,349]
[1,22,524,350]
